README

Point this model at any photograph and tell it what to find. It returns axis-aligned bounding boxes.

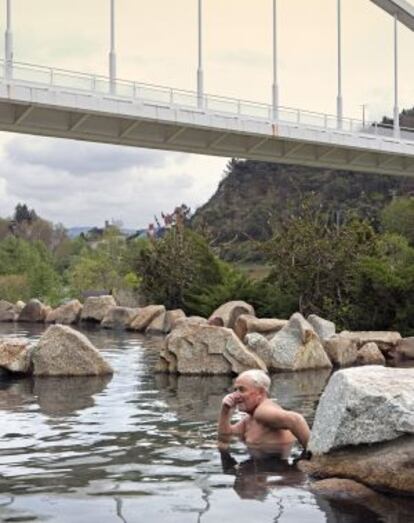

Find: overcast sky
[0,0,412,229]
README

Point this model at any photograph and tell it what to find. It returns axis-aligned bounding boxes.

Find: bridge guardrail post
[297,110,301,125]
[169,88,174,106]
[50,68,54,86]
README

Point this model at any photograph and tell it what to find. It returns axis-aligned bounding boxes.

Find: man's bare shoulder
[254,399,291,425]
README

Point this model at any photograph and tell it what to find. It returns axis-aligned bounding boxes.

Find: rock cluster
[1,296,413,375]
[300,366,414,497]
[0,324,113,378]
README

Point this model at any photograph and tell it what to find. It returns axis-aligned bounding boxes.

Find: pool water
[0,324,412,523]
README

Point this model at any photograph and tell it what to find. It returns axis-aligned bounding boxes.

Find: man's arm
[255,403,311,448]
[218,393,246,438]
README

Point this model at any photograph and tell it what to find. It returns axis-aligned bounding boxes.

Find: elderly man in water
[218,369,310,457]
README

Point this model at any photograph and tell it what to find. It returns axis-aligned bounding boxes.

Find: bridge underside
[0,85,413,176]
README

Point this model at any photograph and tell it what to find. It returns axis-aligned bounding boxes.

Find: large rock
[173,316,208,329]
[307,315,336,341]
[244,333,274,369]
[356,342,386,366]
[46,299,83,324]
[266,313,332,371]
[396,337,414,359]
[309,477,414,518]
[81,295,117,323]
[308,366,414,455]
[301,435,414,497]
[159,324,267,375]
[18,299,48,322]
[129,305,166,331]
[208,301,255,329]
[0,300,18,322]
[323,336,358,367]
[146,309,186,335]
[234,314,287,341]
[339,330,401,354]
[101,306,140,329]
[0,338,31,373]
[31,324,113,376]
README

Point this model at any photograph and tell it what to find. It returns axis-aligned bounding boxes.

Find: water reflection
[33,376,112,416]
[219,449,306,501]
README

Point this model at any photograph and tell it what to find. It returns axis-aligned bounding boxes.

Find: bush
[0,274,30,303]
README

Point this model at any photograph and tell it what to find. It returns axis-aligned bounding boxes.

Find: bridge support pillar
[336,0,343,129]
[272,0,279,121]
[393,13,400,138]
[109,0,117,95]
[4,0,13,81]
[197,0,204,108]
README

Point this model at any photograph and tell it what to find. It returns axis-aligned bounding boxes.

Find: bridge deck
[0,61,413,176]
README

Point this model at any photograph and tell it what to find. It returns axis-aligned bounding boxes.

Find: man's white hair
[238,369,271,393]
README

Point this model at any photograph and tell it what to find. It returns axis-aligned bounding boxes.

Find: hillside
[191,159,414,261]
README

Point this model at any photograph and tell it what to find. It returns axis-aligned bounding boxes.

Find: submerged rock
[0,300,18,322]
[46,299,83,325]
[208,301,255,329]
[81,295,117,323]
[308,366,414,455]
[234,314,287,341]
[339,331,401,355]
[159,324,267,375]
[101,306,140,329]
[0,338,31,373]
[396,337,414,360]
[356,342,385,366]
[129,305,166,331]
[323,336,358,367]
[307,314,336,341]
[18,299,48,323]
[301,435,414,497]
[146,309,186,335]
[267,313,332,371]
[31,324,113,376]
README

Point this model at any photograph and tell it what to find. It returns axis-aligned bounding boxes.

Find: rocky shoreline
[0,296,413,502]
[0,296,413,377]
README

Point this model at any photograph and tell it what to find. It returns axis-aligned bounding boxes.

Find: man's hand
[222,392,241,409]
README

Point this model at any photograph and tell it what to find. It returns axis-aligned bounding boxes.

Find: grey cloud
[5,136,180,175]
[0,136,226,228]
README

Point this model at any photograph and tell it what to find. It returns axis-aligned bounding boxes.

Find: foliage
[185,262,256,317]
[13,203,37,223]
[192,159,414,262]
[0,274,30,303]
[262,197,378,324]
[137,225,222,312]
[0,236,62,304]
[346,234,414,334]
[381,197,414,245]
[67,229,132,297]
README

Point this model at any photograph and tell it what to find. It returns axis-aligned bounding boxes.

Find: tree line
[0,195,413,335]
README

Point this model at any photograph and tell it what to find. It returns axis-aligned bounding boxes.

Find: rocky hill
[191,159,414,262]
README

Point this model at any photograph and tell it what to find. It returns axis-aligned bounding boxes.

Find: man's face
[233,376,263,414]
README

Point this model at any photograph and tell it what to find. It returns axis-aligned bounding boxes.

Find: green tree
[262,198,378,325]
[138,225,223,312]
[0,236,62,303]
[68,229,129,296]
[381,197,414,245]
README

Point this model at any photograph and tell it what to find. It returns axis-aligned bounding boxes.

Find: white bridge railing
[1,59,413,143]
